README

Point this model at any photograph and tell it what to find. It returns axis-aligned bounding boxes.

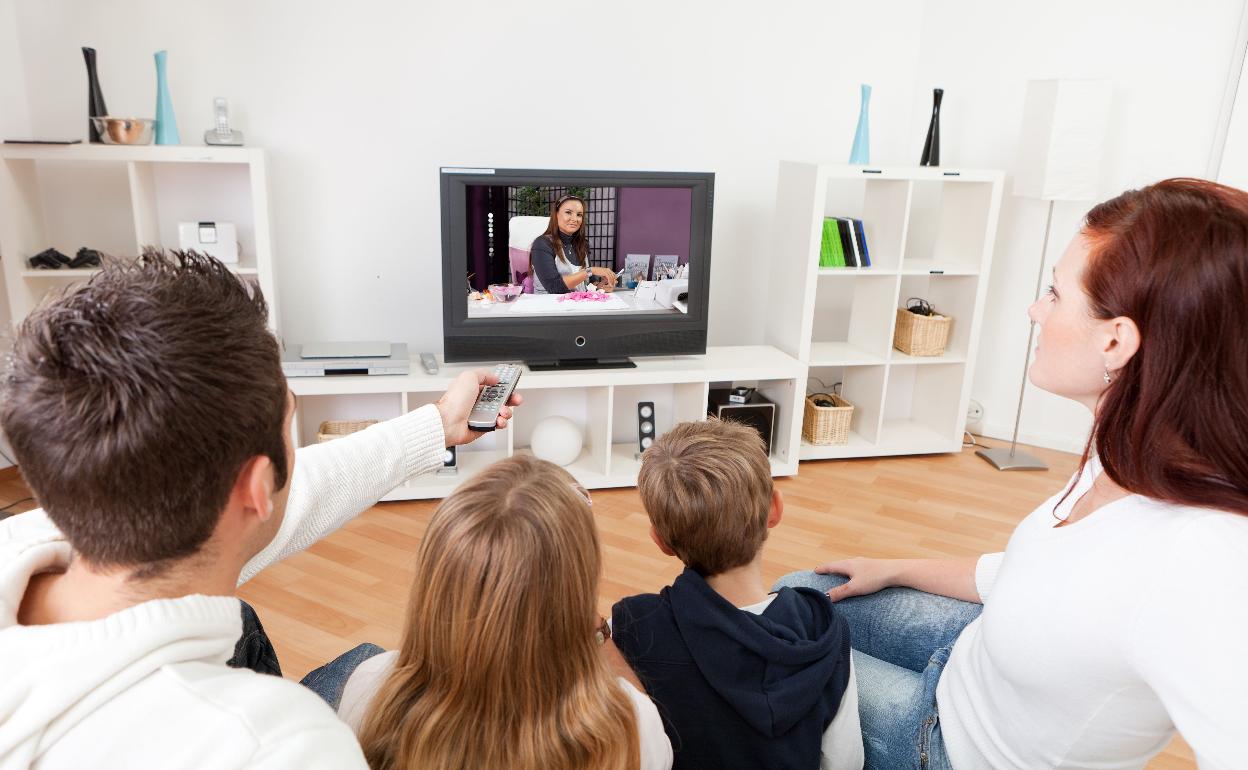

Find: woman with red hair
[777,178,1248,769]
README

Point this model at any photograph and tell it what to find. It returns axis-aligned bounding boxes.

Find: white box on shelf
[178,221,239,263]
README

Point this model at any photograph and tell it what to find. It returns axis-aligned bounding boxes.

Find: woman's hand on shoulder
[814,557,901,601]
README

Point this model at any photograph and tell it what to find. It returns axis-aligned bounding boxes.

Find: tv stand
[286,346,804,501]
[527,358,637,371]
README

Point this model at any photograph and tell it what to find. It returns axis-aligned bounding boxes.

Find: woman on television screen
[530,194,617,294]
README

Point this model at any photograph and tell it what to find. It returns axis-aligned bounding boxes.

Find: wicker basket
[802,393,854,445]
[893,307,952,356]
[316,419,379,443]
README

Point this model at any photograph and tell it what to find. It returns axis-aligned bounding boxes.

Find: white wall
[913,0,1246,452]
[0,0,27,336]
[0,0,28,470]
[4,0,1245,455]
[4,0,928,351]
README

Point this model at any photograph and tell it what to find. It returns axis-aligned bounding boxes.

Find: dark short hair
[1,251,289,569]
[637,418,773,576]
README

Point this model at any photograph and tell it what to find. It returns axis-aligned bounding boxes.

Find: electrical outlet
[967,399,984,423]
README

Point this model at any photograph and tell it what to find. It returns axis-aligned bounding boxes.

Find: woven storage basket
[802,393,854,445]
[316,419,379,443]
[893,307,952,356]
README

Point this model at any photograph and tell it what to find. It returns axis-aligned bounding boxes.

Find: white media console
[290,346,806,501]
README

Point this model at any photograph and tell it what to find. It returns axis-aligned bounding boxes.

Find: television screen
[463,183,694,319]
[441,168,713,366]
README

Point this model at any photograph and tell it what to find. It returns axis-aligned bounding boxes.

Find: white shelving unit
[0,143,279,329]
[290,346,806,501]
[765,162,1004,460]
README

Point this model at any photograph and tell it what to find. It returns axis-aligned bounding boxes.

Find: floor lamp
[978,79,1112,471]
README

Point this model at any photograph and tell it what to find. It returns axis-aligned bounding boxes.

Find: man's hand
[435,369,522,447]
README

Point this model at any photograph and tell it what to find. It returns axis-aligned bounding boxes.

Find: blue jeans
[772,572,982,770]
[300,643,387,711]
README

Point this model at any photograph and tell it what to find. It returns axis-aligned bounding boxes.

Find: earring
[1103,368,1113,384]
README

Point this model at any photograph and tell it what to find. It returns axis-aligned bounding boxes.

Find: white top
[937,456,1248,770]
[0,406,447,770]
[739,595,865,770]
[337,651,674,770]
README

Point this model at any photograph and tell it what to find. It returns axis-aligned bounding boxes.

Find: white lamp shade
[1013,79,1113,201]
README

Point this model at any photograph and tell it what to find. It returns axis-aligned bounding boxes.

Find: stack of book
[819,218,871,268]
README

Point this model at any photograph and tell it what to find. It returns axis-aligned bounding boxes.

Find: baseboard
[976,421,1087,455]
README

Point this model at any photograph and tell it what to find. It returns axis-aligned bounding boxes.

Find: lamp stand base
[976,447,1049,471]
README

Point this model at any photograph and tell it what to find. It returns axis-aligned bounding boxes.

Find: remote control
[420,352,439,375]
[467,364,522,432]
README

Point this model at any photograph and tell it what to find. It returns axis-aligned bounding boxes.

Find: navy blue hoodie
[612,568,851,770]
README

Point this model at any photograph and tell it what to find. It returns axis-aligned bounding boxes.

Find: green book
[819,218,845,267]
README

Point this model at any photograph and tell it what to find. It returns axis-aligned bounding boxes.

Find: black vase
[920,88,943,167]
[82,47,109,143]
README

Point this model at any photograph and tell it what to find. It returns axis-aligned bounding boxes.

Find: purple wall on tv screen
[614,187,692,271]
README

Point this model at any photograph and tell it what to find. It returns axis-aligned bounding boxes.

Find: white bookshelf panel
[820,175,908,271]
[811,274,898,359]
[22,160,135,259]
[752,377,801,467]
[883,363,965,444]
[897,275,979,359]
[903,181,994,271]
[611,382,706,455]
[799,430,877,460]
[808,341,887,367]
[405,391,510,459]
[295,392,403,448]
[1,145,279,332]
[146,162,259,269]
[808,364,886,445]
[510,386,610,477]
[512,446,614,488]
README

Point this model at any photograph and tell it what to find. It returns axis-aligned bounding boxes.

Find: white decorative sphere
[530,416,584,466]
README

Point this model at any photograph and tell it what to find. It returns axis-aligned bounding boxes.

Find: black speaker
[708,388,775,455]
[637,401,656,454]
[436,446,457,476]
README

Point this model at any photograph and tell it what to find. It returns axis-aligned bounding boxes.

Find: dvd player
[281,343,410,377]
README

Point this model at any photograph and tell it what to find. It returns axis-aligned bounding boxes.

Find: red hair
[1076,178,1248,514]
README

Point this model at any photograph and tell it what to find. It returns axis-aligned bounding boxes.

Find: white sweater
[338,651,675,770]
[0,406,446,770]
[936,456,1248,769]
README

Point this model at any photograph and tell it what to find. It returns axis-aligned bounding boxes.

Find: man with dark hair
[0,253,520,768]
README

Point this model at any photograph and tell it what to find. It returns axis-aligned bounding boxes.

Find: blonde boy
[612,419,863,770]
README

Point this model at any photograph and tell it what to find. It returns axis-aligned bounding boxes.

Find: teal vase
[849,84,871,164]
[154,50,180,145]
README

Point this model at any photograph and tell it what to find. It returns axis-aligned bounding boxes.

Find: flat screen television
[440,167,714,368]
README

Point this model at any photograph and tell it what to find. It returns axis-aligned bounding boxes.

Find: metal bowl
[91,117,155,145]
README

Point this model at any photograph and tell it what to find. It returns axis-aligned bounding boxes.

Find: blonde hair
[637,418,773,576]
[358,454,639,770]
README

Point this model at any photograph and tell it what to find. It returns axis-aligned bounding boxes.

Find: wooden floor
[1,440,1194,768]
